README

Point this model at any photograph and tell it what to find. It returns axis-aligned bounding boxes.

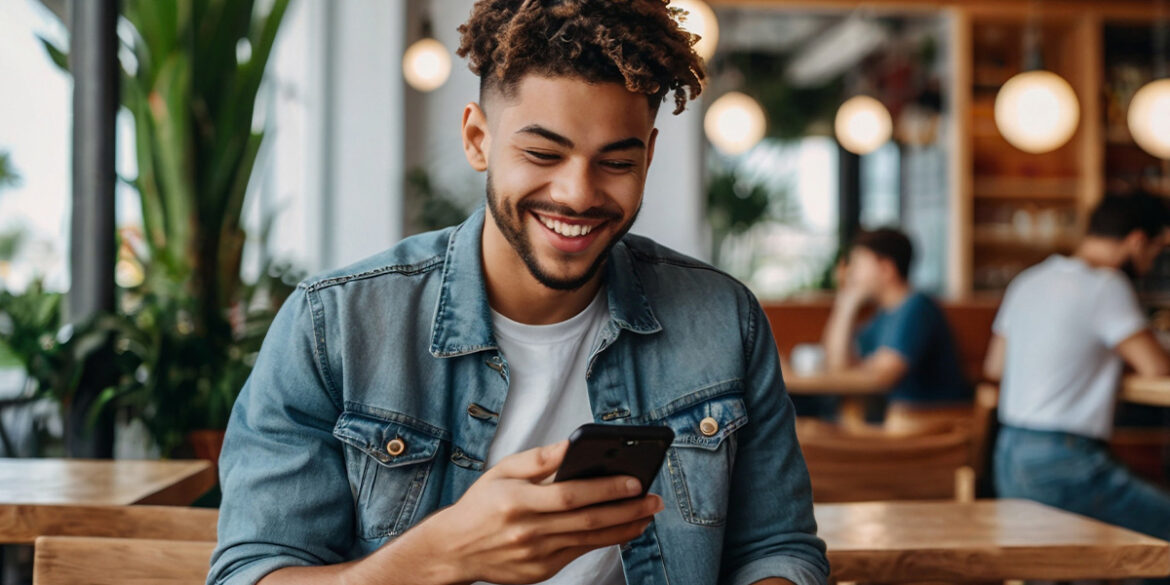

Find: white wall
[314,0,407,270]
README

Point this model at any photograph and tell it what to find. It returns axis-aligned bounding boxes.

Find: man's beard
[485,173,638,291]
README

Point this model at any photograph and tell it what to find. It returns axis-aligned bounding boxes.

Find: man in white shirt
[984,192,1170,540]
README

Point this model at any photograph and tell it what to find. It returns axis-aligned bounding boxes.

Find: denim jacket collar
[428,207,661,358]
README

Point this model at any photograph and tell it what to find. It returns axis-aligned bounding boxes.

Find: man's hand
[410,440,664,584]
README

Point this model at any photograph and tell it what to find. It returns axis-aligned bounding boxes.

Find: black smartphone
[553,423,675,497]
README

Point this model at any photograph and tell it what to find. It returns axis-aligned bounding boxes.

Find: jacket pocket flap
[333,411,443,468]
[661,393,749,451]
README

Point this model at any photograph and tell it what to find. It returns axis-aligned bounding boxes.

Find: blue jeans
[995,425,1170,542]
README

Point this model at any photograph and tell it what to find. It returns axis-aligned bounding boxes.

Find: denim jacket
[208,208,829,585]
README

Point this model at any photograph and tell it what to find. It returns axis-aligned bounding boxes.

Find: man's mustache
[518,200,622,222]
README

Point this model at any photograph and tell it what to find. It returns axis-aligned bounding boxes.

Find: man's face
[845,247,885,300]
[466,75,658,291]
[1124,230,1169,278]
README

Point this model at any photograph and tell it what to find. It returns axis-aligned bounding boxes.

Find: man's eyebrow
[599,137,646,153]
[515,125,574,148]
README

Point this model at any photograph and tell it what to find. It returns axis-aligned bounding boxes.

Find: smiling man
[208,2,827,585]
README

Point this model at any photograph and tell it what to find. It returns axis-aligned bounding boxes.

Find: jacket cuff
[726,554,830,585]
[209,552,314,585]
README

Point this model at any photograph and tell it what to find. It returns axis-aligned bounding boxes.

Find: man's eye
[525,150,560,161]
[602,161,635,170]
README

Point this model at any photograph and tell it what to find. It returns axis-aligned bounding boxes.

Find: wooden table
[1123,375,1170,407]
[817,499,1170,582]
[0,459,214,506]
[785,372,886,427]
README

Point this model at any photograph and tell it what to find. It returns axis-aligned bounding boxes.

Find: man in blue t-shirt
[821,229,970,422]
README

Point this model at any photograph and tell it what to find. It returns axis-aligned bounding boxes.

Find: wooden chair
[33,536,214,585]
[797,419,975,503]
[970,383,1000,482]
[0,504,217,544]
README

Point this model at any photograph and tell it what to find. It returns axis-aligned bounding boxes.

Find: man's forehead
[486,75,657,136]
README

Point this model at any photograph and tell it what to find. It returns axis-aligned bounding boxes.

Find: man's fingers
[522,475,645,512]
[537,494,663,535]
[489,441,569,480]
[539,517,655,556]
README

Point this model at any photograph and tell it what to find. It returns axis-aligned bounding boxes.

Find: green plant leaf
[38,37,69,72]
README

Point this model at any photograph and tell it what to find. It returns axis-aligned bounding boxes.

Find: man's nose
[549,159,604,214]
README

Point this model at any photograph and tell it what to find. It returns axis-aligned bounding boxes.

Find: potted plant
[37,0,297,458]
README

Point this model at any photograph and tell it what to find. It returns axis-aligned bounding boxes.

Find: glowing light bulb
[704,92,766,155]
[1129,79,1170,160]
[403,38,451,92]
[994,70,1080,154]
[835,95,892,155]
[672,0,719,62]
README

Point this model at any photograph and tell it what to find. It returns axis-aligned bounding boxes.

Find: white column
[306,0,406,271]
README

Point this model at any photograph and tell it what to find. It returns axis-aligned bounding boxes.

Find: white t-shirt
[994,255,1149,439]
[475,289,625,585]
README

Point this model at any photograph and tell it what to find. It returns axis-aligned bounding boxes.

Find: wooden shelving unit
[962,13,1103,292]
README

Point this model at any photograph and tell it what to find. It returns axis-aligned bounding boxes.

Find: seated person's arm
[1094,274,1170,377]
[983,334,1006,383]
[822,288,868,371]
[817,347,909,393]
[723,300,830,585]
[1117,329,1170,377]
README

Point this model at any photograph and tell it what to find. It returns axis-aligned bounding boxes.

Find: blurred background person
[821,229,971,430]
[985,191,1170,541]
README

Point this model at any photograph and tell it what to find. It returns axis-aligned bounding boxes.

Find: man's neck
[877,282,912,310]
[1074,238,1125,270]
[481,222,604,326]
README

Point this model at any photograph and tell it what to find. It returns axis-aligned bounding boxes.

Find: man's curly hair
[456,0,706,115]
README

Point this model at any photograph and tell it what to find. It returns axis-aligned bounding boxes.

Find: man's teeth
[538,216,595,238]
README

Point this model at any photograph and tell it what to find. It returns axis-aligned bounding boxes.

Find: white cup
[790,343,827,376]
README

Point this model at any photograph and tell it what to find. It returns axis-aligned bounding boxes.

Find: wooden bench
[0,504,217,544]
[33,536,215,585]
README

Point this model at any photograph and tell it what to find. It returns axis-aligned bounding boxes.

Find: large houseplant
[38,0,296,456]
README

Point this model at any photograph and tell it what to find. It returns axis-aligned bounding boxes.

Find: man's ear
[462,102,490,172]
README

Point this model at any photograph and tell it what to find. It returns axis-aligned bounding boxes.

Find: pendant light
[994,3,1080,154]
[836,95,893,155]
[403,16,451,93]
[671,0,719,62]
[1128,1,1170,160]
[704,92,766,155]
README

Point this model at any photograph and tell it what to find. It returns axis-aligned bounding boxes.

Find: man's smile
[529,210,608,254]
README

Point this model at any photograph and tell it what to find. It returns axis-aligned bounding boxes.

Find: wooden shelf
[972,229,1077,252]
[973,177,1080,200]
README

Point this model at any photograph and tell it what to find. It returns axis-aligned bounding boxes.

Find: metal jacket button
[699,417,719,437]
[386,438,407,457]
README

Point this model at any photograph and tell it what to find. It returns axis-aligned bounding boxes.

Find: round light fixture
[835,95,893,155]
[1128,78,1170,160]
[672,0,719,62]
[704,92,766,155]
[994,70,1080,154]
[403,37,451,92]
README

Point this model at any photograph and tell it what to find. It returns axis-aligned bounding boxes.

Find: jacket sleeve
[720,293,830,585]
[207,286,355,585]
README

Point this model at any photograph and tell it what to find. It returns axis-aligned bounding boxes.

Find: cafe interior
[3,0,1170,583]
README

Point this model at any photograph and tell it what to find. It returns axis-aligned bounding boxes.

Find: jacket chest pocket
[659,392,748,526]
[333,411,445,540]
